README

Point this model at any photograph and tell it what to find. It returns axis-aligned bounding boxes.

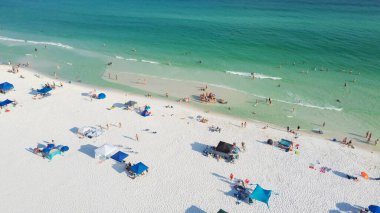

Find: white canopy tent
[94,144,117,159]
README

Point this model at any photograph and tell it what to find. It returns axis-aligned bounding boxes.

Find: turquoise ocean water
[0,0,379,144]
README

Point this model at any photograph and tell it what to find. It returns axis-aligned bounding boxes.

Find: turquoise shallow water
[0,0,379,144]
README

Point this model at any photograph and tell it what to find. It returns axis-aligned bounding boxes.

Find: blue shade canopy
[249,185,272,208]
[130,162,148,175]
[98,93,106,99]
[369,205,380,213]
[111,151,128,162]
[37,87,52,94]
[0,99,13,107]
[0,82,14,91]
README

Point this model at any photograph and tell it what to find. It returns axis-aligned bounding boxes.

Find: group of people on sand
[241,122,247,128]
[365,131,378,145]
[341,137,354,148]
[200,92,216,103]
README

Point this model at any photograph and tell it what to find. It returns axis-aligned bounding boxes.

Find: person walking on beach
[323,122,325,127]
[115,74,118,80]
[297,125,300,131]
[244,122,247,128]
[287,126,290,132]
[375,139,379,146]
[230,173,234,181]
[135,134,139,141]
[241,142,246,152]
[366,131,369,138]
[368,133,372,142]
[241,122,244,128]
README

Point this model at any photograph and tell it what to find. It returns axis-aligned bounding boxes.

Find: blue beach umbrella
[0,82,14,92]
[111,151,128,162]
[369,205,380,213]
[37,87,52,94]
[98,93,106,99]
[0,99,13,107]
[60,146,69,152]
[130,162,148,175]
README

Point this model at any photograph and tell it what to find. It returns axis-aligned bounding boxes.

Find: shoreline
[101,70,379,153]
[4,63,377,153]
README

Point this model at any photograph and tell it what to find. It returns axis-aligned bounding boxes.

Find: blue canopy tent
[0,82,14,92]
[37,87,52,94]
[0,99,13,107]
[111,151,128,162]
[98,93,106,99]
[130,162,148,175]
[249,185,272,208]
[369,205,380,213]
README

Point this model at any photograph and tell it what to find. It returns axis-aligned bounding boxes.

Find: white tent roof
[94,144,116,159]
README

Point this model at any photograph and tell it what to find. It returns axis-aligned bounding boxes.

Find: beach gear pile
[34,144,69,160]
[203,141,241,163]
[141,105,151,117]
[78,126,103,138]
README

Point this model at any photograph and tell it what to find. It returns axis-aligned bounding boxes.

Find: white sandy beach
[0,65,379,213]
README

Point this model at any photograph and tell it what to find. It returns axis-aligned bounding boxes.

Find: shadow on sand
[185,205,206,213]
[78,144,97,158]
[191,142,207,154]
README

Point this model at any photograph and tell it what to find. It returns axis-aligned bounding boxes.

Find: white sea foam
[0,36,73,49]
[125,58,138,62]
[25,54,32,56]
[66,62,72,66]
[141,59,159,64]
[271,98,343,112]
[115,55,124,60]
[226,70,281,80]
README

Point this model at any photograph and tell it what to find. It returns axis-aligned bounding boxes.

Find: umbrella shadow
[191,142,207,154]
[185,205,206,213]
[112,162,126,174]
[335,202,361,212]
[332,170,347,178]
[78,144,97,158]
[112,102,126,108]
[70,127,78,135]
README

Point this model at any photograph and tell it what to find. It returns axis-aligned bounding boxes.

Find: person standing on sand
[244,122,247,128]
[375,139,379,146]
[342,137,347,144]
[230,173,234,181]
[287,126,290,132]
[165,93,168,98]
[241,142,246,152]
[297,125,300,131]
[368,133,372,142]
[135,134,139,141]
